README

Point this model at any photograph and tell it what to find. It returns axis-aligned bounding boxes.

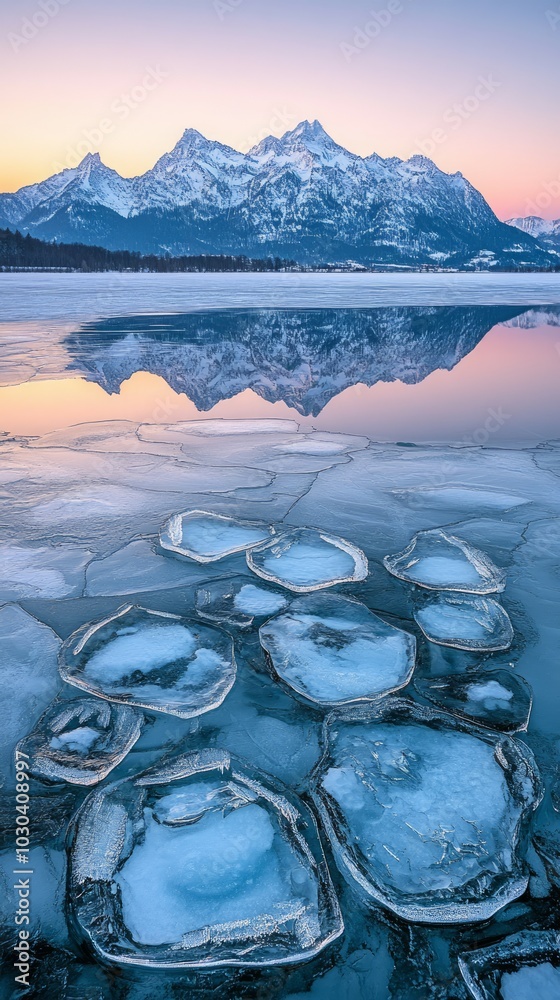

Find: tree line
[0,229,299,272]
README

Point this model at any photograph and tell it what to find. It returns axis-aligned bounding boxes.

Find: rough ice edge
[195,576,289,629]
[458,930,560,1000]
[66,748,344,969]
[18,698,144,785]
[413,593,514,651]
[58,604,237,719]
[413,669,533,734]
[246,527,369,594]
[310,698,543,925]
[259,594,416,708]
[159,509,276,563]
[383,528,506,594]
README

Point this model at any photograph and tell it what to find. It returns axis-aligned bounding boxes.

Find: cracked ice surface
[68,750,343,968]
[259,594,416,707]
[311,699,542,924]
[0,543,93,601]
[59,605,236,718]
[1,417,560,996]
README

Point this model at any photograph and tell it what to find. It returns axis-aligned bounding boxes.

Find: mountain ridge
[506,216,560,253]
[1,121,557,269]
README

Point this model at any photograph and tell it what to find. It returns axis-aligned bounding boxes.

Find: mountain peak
[249,120,341,161]
[405,154,439,172]
[283,119,336,146]
[161,127,242,164]
[179,127,206,144]
[77,152,103,170]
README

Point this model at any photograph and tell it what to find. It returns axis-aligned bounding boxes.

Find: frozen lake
[1,274,560,999]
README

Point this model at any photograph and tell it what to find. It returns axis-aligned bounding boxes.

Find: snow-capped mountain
[506,216,560,252]
[64,304,529,414]
[1,121,556,268]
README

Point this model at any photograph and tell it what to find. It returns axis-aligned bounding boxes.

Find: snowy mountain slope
[1,121,556,268]
[506,216,560,252]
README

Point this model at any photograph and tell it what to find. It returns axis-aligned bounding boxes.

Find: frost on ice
[459,930,560,1000]
[67,750,343,968]
[311,698,542,924]
[413,592,513,651]
[159,510,274,563]
[414,669,532,733]
[259,593,416,707]
[59,605,236,719]
[196,574,289,628]
[247,527,368,593]
[18,697,144,785]
[384,528,506,594]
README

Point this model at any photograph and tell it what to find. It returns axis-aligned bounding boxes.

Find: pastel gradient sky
[1,0,559,219]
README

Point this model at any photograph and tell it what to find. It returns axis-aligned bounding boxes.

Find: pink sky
[1,0,559,220]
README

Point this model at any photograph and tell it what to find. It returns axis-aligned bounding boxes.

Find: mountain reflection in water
[65,306,531,417]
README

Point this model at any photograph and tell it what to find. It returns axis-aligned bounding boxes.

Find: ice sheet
[248,528,368,592]
[68,750,343,968]
[259,594,415,706]
[384,528,506,594]
[59,606,236,718]
[414,670,532,733]
[19,697,144,784]
[196,575,289,628]
[413,592,513,651]
[312,700,541,923]
[160,510,274,562]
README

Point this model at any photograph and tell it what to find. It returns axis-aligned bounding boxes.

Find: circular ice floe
[59,605,236,719]
[414,669,532,734]
[17,697,144,785]
[259,593,416,708]
[384,528,506,594]
[196,575,290,629]
[413,592,513,651]
[459,930,560,1000]
[67,749,343,969]
[159,510,275,563]
[247,527,368,593]
[311,698,542,924]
